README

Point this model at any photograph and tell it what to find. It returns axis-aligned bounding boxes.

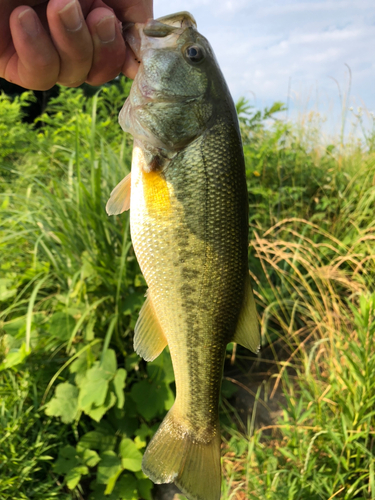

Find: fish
[106,11,260,500]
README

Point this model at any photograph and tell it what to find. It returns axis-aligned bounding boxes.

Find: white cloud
[153,0,375,131]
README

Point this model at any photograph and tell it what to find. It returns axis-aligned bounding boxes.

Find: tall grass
[221,292,375,500]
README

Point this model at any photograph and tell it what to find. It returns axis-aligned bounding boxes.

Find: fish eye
[185,45,204,63]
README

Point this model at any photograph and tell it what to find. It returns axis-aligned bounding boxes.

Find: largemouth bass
[106,12,259,500]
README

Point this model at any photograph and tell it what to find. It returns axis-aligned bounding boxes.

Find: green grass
[0,370,71,500]
[220,293,375,500]
[1,80,374,499]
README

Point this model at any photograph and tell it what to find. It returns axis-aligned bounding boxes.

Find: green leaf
[45,382,79,423]
[120,438,143,472]
[49,312,76,340]
[122,293,144,315]
[66,471,81,490]
[135,423,153,441]
[0,278,16,301]
[97,451,122,484]
[100,349,117,375]
[125,353,140,372]
[87,391,116,422]
[104,468,123,495]
[110,407,139,437]
[83,449,100,468]
[60,446,77,459]
[71,352,91,386]
[123,394,138,418]
[134,274,147,288]
[130,380,168,420]
[78,350,119,413]
[1,316,25,336]
[0,342,28,371]
[53,446,80,475]
[134,423,153,449]
[134,435,145,449]
[89,472,138,500]
[164,385,175,411]
[112,368,126,409]
[66,465,88,490]
[147,349,174,384]
[89,484,119,500]
[70,352,90,374]
[137,478,153,500]
[117,473,138,500]
[78,366,110,412]
[77,429,116,453]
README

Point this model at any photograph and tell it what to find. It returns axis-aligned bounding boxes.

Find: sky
[154,0,375,135]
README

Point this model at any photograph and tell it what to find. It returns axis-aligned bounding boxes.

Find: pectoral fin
[134,292,167,361]
[232,274,260,353]
[106,172,131,215]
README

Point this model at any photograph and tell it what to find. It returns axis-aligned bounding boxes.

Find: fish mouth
[124,12,197,61]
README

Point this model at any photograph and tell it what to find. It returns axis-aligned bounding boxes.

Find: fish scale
[131,118,247,452]
[106,11,260,500]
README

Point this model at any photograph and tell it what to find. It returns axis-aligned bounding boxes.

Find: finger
[103,0,153,22]
[85,6,125,86]
[122,43,140,80]
[88,0,153,80]
[46,0,94,86]
[6,6,60,90]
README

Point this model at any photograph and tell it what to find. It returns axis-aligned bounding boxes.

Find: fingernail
[19,8,39,37]
[96,15,116,43]
[58,0,82,32]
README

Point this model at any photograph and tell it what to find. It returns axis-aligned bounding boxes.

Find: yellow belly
[143,170,171,214]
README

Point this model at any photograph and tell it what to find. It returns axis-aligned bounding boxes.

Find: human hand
[0,0,153,90]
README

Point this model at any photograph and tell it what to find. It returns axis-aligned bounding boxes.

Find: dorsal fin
[231,274,260,353]
[134,291,168,361]
[106,172,131,215]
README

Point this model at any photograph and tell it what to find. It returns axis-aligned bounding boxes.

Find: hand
[0,0,153,90]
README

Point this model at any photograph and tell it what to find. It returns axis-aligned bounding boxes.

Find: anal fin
[232,274,260,353]
[106,172,131,215]
[134,292,167,361]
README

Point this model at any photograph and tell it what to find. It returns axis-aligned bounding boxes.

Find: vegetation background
[0,77,374,500]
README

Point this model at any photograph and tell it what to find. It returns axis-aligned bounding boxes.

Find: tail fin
[142,406,221,500]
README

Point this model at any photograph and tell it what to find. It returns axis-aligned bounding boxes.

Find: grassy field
[0,78,374,500]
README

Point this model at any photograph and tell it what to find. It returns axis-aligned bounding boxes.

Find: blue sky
[154,0,375,135]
